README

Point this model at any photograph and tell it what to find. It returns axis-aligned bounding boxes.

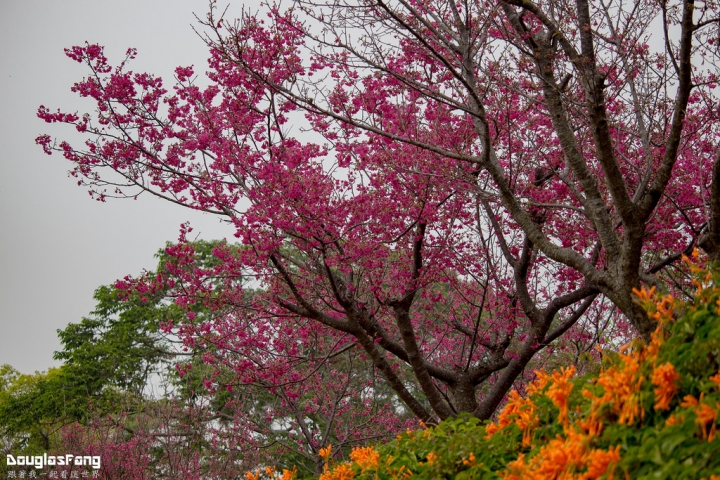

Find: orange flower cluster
[586,351,645,428]
[319,444,334,474]
[245,466,296,480]
[541,366,576,426]
[681,394,719,441]
[315,445,383,480]
[319,445,333,460]
[485,390,538,446]
[654,294,676,322]
[652,362,680,411]
[384,463,412,479]
[697,403,718,441]
[682,249,712,295]
[495,364,623,479]
[710,371,720,390]
[502,429,620,480]
[665,413,684,426]
[485,289,680,479]
[632,285,676,327]
[349,446,380,471]
[319,463,355,480]
[279,467,297,480]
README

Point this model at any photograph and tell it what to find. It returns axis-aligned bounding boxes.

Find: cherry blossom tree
[52,401,249,480]
[52,241,407,474]
[37,0,720,431]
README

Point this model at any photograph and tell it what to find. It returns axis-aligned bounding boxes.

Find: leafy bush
[256,253,720,479]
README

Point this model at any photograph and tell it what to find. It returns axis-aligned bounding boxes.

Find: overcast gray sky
[0,1,260,374]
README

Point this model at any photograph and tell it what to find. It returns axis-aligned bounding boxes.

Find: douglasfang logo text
[6,454,101,470]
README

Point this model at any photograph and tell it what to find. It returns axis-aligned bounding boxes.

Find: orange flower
[584,445,621,479]
[319,463,355,480]
[693,278,704,295]
[526,370,550,396]
[696,402,718,441]
[682,248,705,273]
[646,327,664,358]
[577,410,603,438]
[425,451,437,466]
[319,445,333,460]
[545,366,576,427]
[501,430,620,480]
[488,390,538,446]
[279,467,297,480]
[462,452,476,467]
[387,465,412,479]
[651,362,680,411]
[680,394,718,441]
[632,286,656,303]
[710,371,720,390]
[319,444,333,473]
[618,393,644,425]
[349,446,379,471]
[652,294,676,323]
[666,414,685,426]
[591,353,645,426]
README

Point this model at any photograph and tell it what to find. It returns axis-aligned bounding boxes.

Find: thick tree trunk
[699,151,720,263]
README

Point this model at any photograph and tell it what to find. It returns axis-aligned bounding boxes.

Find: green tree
[0,366,79,453]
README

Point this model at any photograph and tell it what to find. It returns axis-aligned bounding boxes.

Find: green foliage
[0,241,232,457]
[1,366,88,453]
[55,240,230,397]
[54,283,177,396]
[372,415,508,479]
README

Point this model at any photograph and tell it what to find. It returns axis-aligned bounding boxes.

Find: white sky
[0,0,262,373]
